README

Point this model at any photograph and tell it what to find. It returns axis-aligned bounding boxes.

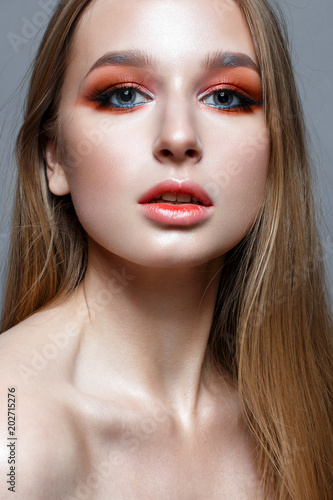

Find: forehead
[67,0,257,76]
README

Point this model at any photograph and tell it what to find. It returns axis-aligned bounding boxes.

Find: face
[46,0,270,269]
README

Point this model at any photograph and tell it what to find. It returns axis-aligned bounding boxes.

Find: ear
[45,140,71,196]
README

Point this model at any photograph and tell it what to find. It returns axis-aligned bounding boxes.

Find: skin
[0,0,270,498]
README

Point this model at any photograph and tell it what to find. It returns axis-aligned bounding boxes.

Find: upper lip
[138,179,213,206]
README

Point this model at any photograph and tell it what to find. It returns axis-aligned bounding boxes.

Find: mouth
[138,179,214,226]
[138,179,213,207]
[149,193,204,205]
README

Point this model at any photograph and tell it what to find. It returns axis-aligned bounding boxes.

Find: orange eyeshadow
[198,67,262,102]
[79,67,157,96]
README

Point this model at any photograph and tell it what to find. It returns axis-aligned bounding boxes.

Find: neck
[73,246,225,425]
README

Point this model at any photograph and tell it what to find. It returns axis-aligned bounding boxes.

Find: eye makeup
[197,67,263,113]
[198,67,262,102]
[79,65,262,114]
[200,86,260,113]
[88,84,153,111]
[78,66,157,111]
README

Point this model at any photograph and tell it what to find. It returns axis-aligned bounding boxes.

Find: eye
[203,90,240,107]
[200,88,260,112]
[91,85,152,109]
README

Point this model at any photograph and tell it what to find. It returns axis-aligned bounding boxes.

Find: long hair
[209,1,333,498]
[1,0,332,498]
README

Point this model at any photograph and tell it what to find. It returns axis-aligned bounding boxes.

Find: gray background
[0,0,332,317]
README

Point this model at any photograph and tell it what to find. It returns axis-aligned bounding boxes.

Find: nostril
[155,145,202,162]
[186,149,198,158]
[186,149,199,158]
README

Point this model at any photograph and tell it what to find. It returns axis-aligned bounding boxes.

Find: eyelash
[89,83,152,110]
[201,87,261,112]
[88,83,261,112]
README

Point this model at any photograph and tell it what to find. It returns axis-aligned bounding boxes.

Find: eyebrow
[84,49,260,80]
[203,50,260,74]
[86,50,157,77]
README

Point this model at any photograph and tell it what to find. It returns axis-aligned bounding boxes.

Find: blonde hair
[1,0,332,498]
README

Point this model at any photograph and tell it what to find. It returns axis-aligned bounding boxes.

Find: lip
[138,179,214,226]
[138,179,213,206]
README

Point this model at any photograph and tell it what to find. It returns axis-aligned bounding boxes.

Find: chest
[70,413,261,500]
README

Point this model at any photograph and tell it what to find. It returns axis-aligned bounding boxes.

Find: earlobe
[45,141,71,196]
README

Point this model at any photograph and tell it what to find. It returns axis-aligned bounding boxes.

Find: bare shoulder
[0,307,264,499]
[0,384,83,499]
[0,297,83,375]
[0,306,85,499]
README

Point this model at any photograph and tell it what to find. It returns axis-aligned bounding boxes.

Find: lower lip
[139,203,214,226]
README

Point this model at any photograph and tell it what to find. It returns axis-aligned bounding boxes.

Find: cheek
[59,112,142,221]
[206,121,270,234]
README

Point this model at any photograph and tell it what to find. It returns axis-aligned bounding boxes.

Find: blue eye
[201,88,260,111]
[90,85,260,112]
[92,86,152,109]
[203,90,240,107]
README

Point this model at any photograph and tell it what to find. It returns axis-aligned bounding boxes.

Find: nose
[153,97,203,164]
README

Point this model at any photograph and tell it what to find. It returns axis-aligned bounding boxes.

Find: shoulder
[0,297,84,385]
[0,307,86,498]
[0,384,83,498]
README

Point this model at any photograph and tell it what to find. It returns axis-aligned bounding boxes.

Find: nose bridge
[161,87,198,141]
[153,83,202,162]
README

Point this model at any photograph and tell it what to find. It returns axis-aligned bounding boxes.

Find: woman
[0,0,332,498]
